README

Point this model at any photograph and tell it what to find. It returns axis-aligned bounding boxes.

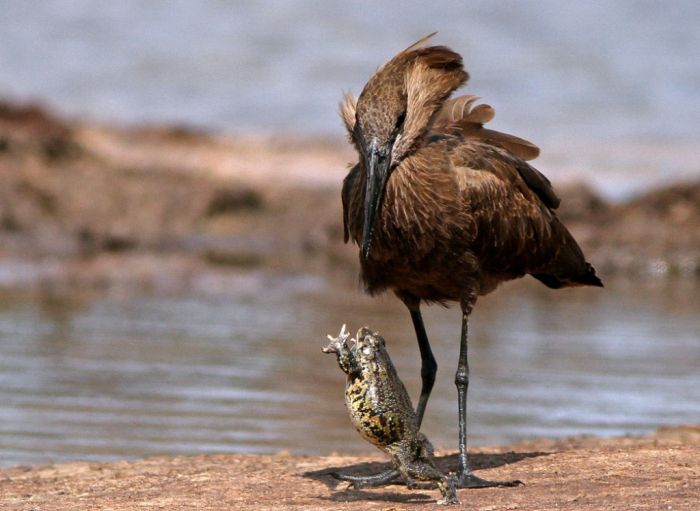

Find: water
[1,273,698,468]
[1,2,699,469]
[1,1,699,198]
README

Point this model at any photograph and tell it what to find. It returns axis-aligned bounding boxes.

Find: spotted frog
[323,325,458,505]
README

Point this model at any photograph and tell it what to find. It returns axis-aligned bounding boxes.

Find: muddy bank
[1,426,698,510]
[0,100,698,290]
[557,181,700,278]
[0,101,351,291]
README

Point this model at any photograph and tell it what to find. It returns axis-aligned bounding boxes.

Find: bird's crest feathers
[394,48,468,159]
[338,35,539,163]
[398,31,438,55]
[339,33,468,159]
[339,92,357,143]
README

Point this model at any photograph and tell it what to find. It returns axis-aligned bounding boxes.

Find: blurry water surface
[1,1,699,469]
[1,274,698,467]
[1,1,699,197]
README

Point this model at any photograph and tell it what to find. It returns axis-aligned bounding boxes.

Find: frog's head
[354,327,387,364]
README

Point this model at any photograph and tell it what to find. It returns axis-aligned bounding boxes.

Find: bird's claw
[454,472,523,488]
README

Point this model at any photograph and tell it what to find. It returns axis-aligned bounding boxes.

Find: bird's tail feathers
[531,225,603,289]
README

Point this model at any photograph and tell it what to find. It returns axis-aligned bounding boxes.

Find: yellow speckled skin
[324,326,458,505]
[345,327,416,453]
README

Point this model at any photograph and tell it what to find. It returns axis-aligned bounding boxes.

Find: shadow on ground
[303,450,552,503]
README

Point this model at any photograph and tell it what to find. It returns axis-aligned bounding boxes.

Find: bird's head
[340,33,469,258]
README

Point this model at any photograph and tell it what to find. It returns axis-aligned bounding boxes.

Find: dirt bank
[0,101,351,291]
[1,426,698,510]
[1,100,699,291]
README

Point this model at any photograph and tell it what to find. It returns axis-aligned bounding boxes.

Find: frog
[323,324,459,505]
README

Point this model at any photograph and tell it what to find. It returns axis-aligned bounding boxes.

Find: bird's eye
[353,116,362,139]
[396,110,407,129]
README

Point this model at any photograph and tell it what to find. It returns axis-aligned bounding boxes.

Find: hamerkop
[339,33,603,489]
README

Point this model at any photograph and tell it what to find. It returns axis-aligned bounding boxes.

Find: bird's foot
[330,468,401,489]
[454,471,522,489]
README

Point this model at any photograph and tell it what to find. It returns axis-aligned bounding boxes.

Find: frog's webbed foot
[454,471,522,488]
[399,461,460,505]
[330,467,401,489]
[435,476,460,505]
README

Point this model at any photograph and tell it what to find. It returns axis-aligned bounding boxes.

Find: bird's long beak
[362,139,391,259]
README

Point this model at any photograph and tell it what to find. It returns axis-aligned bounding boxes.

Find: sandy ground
[1,426,698,511]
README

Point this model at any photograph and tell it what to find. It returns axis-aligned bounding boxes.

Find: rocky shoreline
[1,100,699,292]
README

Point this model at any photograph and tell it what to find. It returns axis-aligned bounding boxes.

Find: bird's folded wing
[452,139,561,211]
[434,95,540,162]
[438,95,560,209]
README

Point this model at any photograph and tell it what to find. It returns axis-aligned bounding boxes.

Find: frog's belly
[344,379,409,450]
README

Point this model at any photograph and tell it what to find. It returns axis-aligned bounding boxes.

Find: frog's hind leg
[330,468,401,488]
[397,457,459,505]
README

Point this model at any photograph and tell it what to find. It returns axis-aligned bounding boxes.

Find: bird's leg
[397,293,438,426]
[407,303,437,428]
[454,293,522,489]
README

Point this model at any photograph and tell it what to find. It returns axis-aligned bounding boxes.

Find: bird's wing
[341,163,361,243]
[450,141,600,287]
[451,140,559,211]
[512,159,561,209]
[433,95,540,161]
[447,141,566,274]
[435,96,559,209]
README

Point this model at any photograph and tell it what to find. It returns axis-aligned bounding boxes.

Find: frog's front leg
[322,324,355,374]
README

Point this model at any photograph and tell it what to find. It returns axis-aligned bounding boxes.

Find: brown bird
[339,33,602,489]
